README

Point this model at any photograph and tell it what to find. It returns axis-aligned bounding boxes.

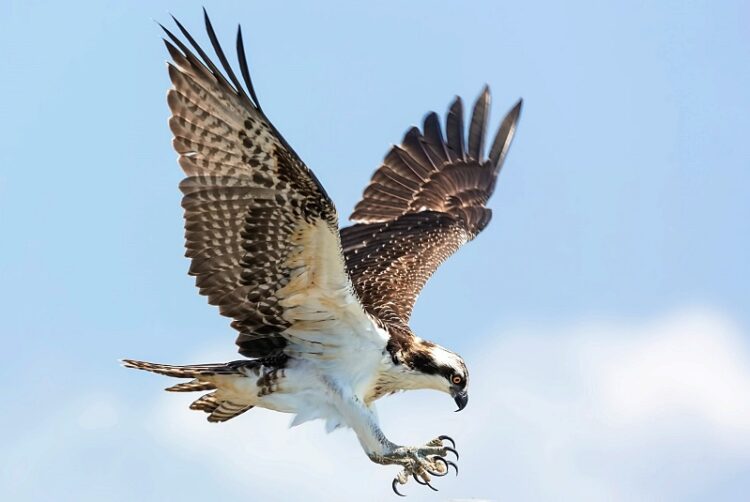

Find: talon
[414,472,438,492]
[438,435,456,448]
[445,459,459,476]
[392,478,406,497]
[444,446,460,460]
[424,461,446,478]
[431,457,451,477]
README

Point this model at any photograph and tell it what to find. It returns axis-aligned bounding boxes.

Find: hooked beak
[452,390,468,412]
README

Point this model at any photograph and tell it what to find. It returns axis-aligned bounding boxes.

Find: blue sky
[1,1,748,500]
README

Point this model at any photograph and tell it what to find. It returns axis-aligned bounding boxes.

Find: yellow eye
[452,375,462,385]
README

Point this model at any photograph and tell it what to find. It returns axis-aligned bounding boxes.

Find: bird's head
[400,339,469,411]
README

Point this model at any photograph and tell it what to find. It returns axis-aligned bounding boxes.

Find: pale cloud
[6,309,742,501]
[151,394,385,501]
[145,307,750,501]
[586,310,750,439]
[456,308,750,501]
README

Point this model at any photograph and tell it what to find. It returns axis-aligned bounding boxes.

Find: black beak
[453,390,468,412]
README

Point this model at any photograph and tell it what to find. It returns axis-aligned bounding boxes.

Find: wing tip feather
[488,97,523,175]
[468,86,491,161]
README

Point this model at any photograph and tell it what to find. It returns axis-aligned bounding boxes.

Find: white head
[396,339,469,411]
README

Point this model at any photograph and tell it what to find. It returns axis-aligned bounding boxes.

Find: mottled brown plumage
[161,12,521,361]
[342,90,522,324]
[162,14,350,359]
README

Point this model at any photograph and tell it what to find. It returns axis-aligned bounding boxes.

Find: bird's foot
[370,435,459,496]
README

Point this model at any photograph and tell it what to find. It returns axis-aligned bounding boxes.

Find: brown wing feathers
[341,212,470,322]
[489,97,523,178]
[342,89,522,322]
[468,87,490,161]
[163,13,343,358]
[351,88,521,229]
[163,11,520,349]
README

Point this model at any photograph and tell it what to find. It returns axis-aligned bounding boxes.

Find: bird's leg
[324,379,458,496]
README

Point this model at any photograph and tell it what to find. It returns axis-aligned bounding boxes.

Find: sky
[1,0,749,500]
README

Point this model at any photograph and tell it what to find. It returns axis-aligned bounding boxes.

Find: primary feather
[343,89,522,322]
[161,14,377,360]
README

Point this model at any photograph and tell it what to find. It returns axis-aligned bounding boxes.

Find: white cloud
[142,307,750,501]
[584,309,750,440]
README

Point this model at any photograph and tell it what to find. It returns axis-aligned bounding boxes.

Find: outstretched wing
[341,89,522,322]
[163,12,378,358]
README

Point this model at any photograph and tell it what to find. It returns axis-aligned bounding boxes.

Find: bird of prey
[124,10,522,496]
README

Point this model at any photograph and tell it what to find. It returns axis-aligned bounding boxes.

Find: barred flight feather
[165,379,217,393]
[160,11,374,359]
[343,89,522,322]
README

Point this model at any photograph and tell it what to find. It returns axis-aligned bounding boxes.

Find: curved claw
[392,478,406,497]
[444,446,460,460]
[432,456,458,477]
[438,435,456,448]
[414,474,438,492]
[445,459,459,476]
[425,460,451,478]
[427,458,448,477]
[414,472,440,491]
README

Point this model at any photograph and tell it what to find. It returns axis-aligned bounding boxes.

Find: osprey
[124,11,522,496]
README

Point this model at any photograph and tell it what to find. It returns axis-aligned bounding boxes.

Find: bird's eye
[452,375,462,385]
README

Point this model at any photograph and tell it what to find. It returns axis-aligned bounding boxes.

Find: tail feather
[190,392,221,412]
[165,379,217,392]
[122,359,236,377]
[189,391,253,422]
[208,401,253,423]
[122,358,255,423]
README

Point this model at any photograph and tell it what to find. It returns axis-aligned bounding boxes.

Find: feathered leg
[325,378,458,496]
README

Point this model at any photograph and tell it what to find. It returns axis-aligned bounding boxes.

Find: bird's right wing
[341,89,522,323]
[163,12,383,359]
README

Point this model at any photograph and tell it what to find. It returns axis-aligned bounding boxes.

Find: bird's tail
[122,358,255,422]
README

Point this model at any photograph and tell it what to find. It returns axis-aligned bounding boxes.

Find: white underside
[209,350,389,432]
[206,219,398,435]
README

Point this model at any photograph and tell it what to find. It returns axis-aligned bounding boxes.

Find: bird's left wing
[341,89,522,324]
[163,13,381,359]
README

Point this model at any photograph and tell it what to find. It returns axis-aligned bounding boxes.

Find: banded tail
[122,359,256,423]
